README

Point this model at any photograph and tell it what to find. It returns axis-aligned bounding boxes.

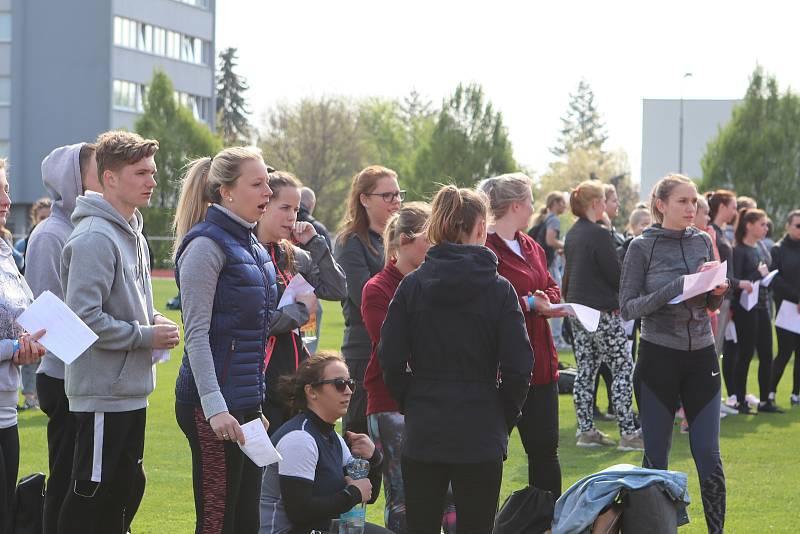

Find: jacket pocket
[220,339,236,385]
[110,349,155,397]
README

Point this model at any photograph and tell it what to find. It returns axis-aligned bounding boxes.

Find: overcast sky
[216,0,799,186]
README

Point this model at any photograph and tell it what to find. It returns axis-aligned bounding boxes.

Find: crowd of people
[0,129,798,534]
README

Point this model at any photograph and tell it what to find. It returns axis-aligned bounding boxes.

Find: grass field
[17,279,800,532]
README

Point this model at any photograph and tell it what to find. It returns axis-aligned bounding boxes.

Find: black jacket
[733,242,771,310]
[563,218,621,311]
[770,235,800,308]
[377,242,533,463]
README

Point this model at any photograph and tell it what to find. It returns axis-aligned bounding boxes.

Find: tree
[412,83,517,196]
[258,96,365,228]
[551,79,608,157]
[136,69,221,266]
[701,66,800,228]
[216,47,252,145]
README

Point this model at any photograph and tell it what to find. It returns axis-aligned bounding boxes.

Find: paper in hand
[724,320,737,342]
[761,269,779,287]
[16,291,98,364]
[277,274,315,309]
[238,418,282,467]
[739,281,760,311]
[152,349,171,364]
[668,261,727,304]
[775,301,800,335]
[550,303,601,332]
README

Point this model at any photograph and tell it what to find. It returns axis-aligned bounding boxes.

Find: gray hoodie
[26,143,85,380]
[61,192,157,412]
[620,225,724,351]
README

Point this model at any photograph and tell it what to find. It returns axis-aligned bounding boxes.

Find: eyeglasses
[793,224,800,229]
[312,378,356,392]
[366,190,406,203]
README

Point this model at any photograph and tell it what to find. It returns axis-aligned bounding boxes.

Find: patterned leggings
[367,412,456,534]
[571,312,637,435]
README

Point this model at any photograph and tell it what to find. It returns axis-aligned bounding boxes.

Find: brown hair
[172,146,267,260]
[336,165,398,255]
[735,208,767,244]
[261,170,304,275]
[787,209,800,227]
[603,183,617,200]
[95,131,159,185]
[78,143,96,187]
[384,202,431,263]
[29,197,52,226]
[426,185,488,245]
[649,174,696,225]
[705,189,736,222]
[532,191,566,226]
[626,207,651,235]
[569,180,604,219]
[737,196,757,210]
[476,173,532,221]
[276,351,346,413]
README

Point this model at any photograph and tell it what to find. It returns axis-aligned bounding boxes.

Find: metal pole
[679,72,692,174]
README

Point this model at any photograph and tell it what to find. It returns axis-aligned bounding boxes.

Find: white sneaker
[745,394,760,407]
[720,402,738,415]
[725,395,738,408]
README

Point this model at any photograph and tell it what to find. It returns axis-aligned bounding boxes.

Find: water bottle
[339,457,370,534]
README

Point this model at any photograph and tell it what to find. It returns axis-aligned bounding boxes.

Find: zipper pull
[230,339,236,352]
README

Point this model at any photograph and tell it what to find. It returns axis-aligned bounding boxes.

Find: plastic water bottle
[339,457,370,534]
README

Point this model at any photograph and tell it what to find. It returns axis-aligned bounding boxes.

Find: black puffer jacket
[378,241,533,463]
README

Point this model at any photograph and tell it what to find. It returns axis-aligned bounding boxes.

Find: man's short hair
[95,131,159,185]
[78,143,96,183]
[300,186,316,209]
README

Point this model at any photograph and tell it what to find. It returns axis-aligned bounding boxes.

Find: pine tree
[551,79,608,157]
[216,47,251,145]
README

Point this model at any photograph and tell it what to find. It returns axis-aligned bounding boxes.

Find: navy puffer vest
[174,205,278,412]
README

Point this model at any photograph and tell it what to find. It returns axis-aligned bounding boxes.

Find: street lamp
[679,72,693,174]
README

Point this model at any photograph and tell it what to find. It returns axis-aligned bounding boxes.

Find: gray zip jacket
[620,225,724,351]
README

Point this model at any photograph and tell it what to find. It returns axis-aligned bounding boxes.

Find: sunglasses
[366,190,406,203]
[793,224,800,229]
[313,378,356,392]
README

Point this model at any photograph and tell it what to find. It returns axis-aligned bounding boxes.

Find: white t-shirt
[503,237,524,258]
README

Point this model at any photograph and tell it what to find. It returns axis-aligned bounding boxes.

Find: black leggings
[516,382,561,497]
[402,457,503,534]
[771,327,800,396]
[593,363,613,412]
[733,306,773,403]
[721,339,738,398]
[634,340,725,534]
[0,424,19,534]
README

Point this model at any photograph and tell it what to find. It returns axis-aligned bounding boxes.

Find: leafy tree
[701,66,800,228]
[216,47,252,145]
[136,69,221,266]
[551,79,608,158]
[413,83,516,195]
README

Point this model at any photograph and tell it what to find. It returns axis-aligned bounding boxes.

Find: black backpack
[9,472,45,534]
[493,485,554,534]
[528,221,555,266]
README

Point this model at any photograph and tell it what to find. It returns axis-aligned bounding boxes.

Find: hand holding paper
[238,418,282,467]
[739,281,760,311]
[277,274,315,309]
[668,261,727,304]
[550,303,601,332]
[761,269,779,287]
[775,301,800,335]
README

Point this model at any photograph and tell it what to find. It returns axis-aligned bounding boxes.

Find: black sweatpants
[402,457,503,534]
[342,358,369,435]
[593,363,614,412]
[733,306,773,403]
[176,402,263,534]
[0,424,19,534]
[771,326,800,396]
[37,374,76,534]
[58,408,147,534]
[634,340,725,534]
[516,382,561,497]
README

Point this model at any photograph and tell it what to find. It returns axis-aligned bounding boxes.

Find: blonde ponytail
[173,157,213,260]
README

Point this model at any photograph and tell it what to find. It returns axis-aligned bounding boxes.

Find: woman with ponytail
[255,171,346,434]
[173,147,278,534]
[378,185,533,534]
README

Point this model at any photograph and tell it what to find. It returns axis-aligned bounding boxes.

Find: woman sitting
[259,351,391,534]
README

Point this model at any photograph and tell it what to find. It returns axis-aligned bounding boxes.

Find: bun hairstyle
[383,202,431,263]
[734,208,767,244]
[649,173,695,225]
[569,180,604,218]
[276,351,346,413]
[705,189,736,222]
[476,173,533,221]
[426,185,488,245]
[337,165,398,255]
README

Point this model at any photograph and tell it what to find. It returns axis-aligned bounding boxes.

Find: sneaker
[618,430,645,451]
[758,400,784,414]
[791,394,800,406]
[680,419,690,433]
[576,428,616,448]
[745,393,760,407]
[720,402,738,415]
[725,395,738,408]
[737,402,757,415]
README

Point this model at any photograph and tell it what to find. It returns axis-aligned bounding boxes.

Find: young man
[25,142,101,534]
[58,131,180,533]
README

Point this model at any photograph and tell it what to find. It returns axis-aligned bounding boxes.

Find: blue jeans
[548,257,564,342]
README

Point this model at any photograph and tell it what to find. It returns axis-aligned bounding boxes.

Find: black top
[770,235,800,309]
[733,241,772,310]
[377,241,533,463]
[563,218,621,311]
[711,223,739,299]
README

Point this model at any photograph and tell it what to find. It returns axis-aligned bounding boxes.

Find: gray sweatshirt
[61,192,157,412]
[620,225,724,351]
[26,143,86,380]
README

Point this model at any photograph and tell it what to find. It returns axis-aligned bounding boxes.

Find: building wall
[640,99,740,200]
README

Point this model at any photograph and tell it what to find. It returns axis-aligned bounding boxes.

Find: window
[174,0,209,8]
[0,77,10,106]
[0,14,10,42]
[153,27,165,56]
[113,80,145,112]
[113,16,209,64]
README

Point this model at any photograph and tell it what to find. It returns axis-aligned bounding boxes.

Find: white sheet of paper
[761,269,779,287]
[551,303,601,332]
[238,418,282,467]
[775,301,800,335]
[277,274,315,309]
[623,319,635,337]
[724,320,737,342]
[668,261,727,304]
[739,281,760,311]
[15,291,98,364]
[152,349,171,364]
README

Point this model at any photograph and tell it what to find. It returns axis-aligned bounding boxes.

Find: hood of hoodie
[640,223,703,242]
[41,143,85,221]
[417,241,499,305]
[71,191,143,237]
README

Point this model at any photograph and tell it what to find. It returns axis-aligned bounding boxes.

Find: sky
[216,0,800,187]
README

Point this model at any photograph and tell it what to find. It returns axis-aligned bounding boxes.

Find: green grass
[18,279,800,532]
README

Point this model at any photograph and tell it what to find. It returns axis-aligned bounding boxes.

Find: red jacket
[361,262,403,415]
[486,232,560,385]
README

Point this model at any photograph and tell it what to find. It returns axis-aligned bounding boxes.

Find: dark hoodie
[25,143,86,380]
[770,234,800,309]
[620,225,723,352]
[377,241,533,463]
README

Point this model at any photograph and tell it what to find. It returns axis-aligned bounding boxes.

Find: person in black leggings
[620,174,728,534]
[732,208,782,414]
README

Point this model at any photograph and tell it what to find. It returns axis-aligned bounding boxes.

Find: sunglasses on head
[313,378,356,392]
